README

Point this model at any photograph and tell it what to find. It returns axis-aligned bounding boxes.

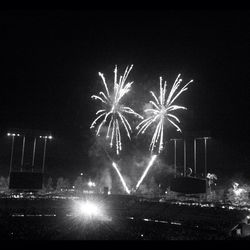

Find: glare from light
[39,135,53,139]
[74,200,103,219]
[79,201,100,216]
[88,181,96,187]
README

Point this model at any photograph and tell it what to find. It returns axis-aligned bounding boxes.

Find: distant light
[88,181,96,187]
[80,173,83,176]
[7,133,20,137]
[204,137,211,140]
[39,135,53,139]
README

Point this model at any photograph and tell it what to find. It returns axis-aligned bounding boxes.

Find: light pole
[40,135,53,174]
[195,136,211,196]
[204,137,211,179]
[170,138,182,177]
[195,137,211,179]
[183,140,186,177]
[20,135,26,171]
[32,137,37,172]
[194,139,196,177]
[7,133,20,173]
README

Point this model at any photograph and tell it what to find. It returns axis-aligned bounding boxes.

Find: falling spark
[90,65,143,155]
[112,162,130,194]
[135,155,157,190]
[136,74,193,153]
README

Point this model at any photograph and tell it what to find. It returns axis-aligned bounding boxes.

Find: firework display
[135,155,157,190]
[136,74,193,153]
[90,66,193,194]
[112,162,130,194]
[90,65,143,155]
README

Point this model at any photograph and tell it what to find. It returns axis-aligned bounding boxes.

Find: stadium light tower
[39,135,53,173]
[195,136,211,179]
[194,138,197,176]
[7,133,20,173]
[20,135,26,171]
[170,138,183,177]
[32,137,37,172]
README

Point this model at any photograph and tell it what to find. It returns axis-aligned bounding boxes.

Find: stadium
[0,9,249,240]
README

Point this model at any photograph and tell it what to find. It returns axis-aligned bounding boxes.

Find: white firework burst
[136,74,193,153]
[90,65,143,155]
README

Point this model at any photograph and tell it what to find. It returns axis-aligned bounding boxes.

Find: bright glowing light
[136,155,157,190]
[90,65,143,155]
[232,182,247,197]
[234,188,246,196]
[39,135,52,139]
[112,162,130,194]
[77,201,101,217]
[136,75,193,153]
[88,181,96,187]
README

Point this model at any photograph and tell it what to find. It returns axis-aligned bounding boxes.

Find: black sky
[0,10,249,180]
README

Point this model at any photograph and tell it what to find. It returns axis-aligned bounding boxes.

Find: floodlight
[77,201,101,217]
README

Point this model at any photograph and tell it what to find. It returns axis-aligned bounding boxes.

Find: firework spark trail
[90,65,143,155]
[112,162,130,194]
[136,75,193,153]
[135,155,157,190]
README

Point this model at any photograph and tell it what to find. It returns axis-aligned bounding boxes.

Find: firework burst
[90,65,143,155]
[136,74,193,153]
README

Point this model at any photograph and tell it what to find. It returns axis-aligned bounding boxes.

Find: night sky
[0,10,249,181]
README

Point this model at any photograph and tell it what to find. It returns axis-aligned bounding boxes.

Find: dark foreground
[0,194,249,240]
[0,216,230,240]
